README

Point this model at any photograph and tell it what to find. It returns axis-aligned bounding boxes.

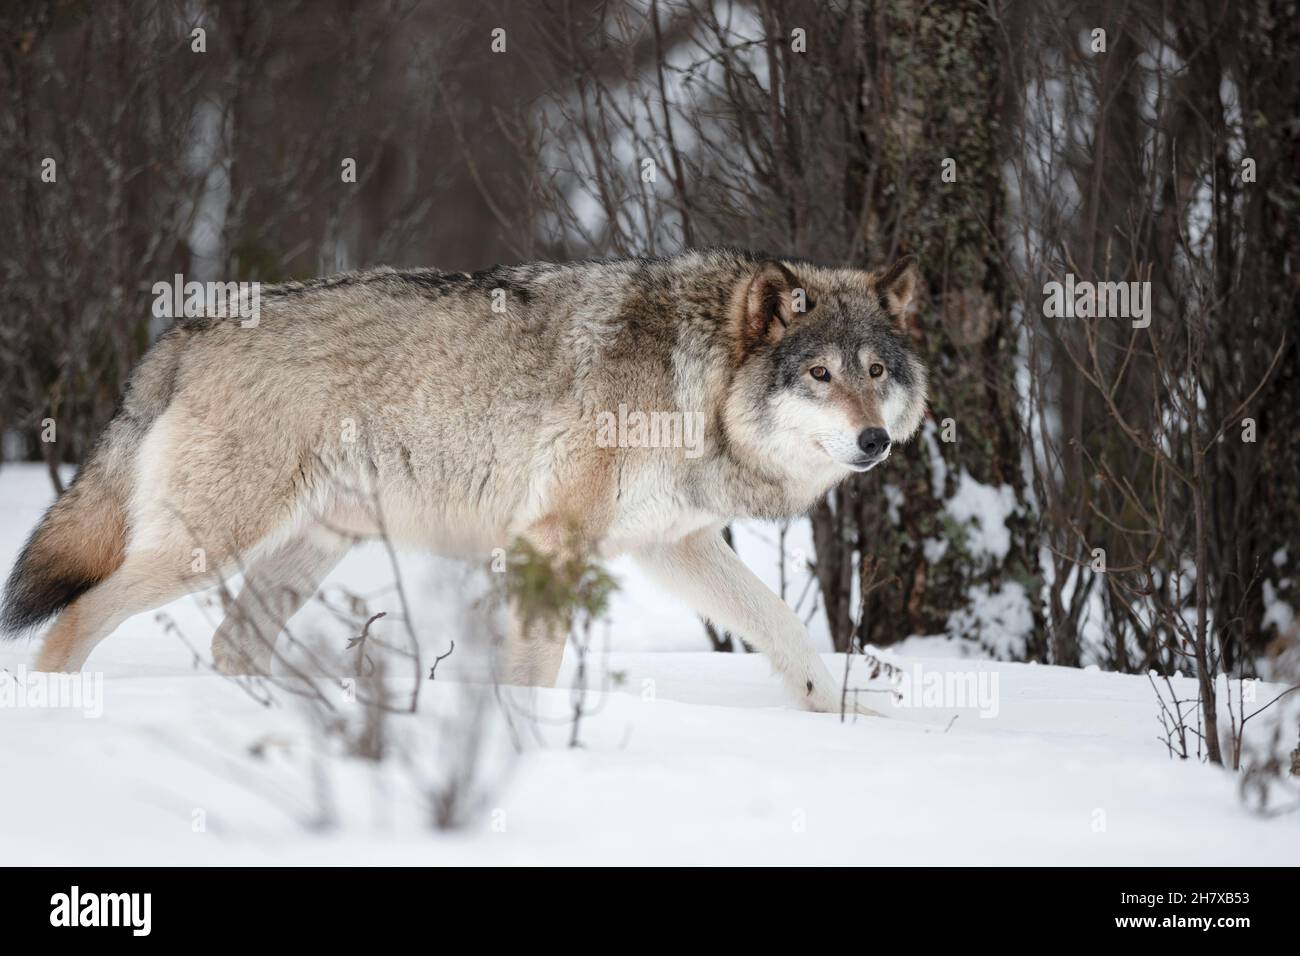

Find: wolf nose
[857,427,891,459]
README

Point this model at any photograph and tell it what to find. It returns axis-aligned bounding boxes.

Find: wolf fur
[0,248,927,714]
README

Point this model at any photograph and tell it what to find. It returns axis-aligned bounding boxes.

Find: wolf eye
[809,365,831,382]
[869,363,885,378]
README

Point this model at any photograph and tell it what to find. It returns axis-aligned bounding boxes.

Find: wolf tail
[0,459,129,635]
[1,328,186,636]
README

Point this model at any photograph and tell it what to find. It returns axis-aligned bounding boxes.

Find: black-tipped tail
[0,469,126,636]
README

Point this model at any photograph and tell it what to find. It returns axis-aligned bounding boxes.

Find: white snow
[945,468,1019,564]
[1,464,1297,865]
[920,417,949,499]
[945,580,1035,658]
[1262,580,1295,637]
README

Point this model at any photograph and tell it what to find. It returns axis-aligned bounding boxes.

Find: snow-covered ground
[1,463,1296,865]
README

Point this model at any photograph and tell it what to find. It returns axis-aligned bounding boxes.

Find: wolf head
[724,255,929,478]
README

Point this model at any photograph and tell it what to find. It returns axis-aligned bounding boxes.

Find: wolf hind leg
[34,548,212,672]
[210,531,350,676]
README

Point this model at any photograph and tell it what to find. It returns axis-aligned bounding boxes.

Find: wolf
[0,249,927,714]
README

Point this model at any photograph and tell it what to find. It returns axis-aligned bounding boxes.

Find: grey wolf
[1,249,927,714]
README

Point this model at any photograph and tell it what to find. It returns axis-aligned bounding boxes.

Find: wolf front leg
[502,603,568,687]
[498,512,584,688]
[635,528,881,716]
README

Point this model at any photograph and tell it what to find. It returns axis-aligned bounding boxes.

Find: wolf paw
[828,698,886,718]
[211,636,271,677]
[801,681,886,718]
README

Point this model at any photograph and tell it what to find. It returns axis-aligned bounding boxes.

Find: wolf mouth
[818,442,889,472]
[843,456,886,473]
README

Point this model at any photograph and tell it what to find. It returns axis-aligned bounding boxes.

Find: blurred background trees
[2,0,1296,714]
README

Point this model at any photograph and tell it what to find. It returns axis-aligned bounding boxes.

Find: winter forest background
[2,0,1298,788]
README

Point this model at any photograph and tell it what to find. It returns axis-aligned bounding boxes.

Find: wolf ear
[738,260,801,358]
[872,255,918,320]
